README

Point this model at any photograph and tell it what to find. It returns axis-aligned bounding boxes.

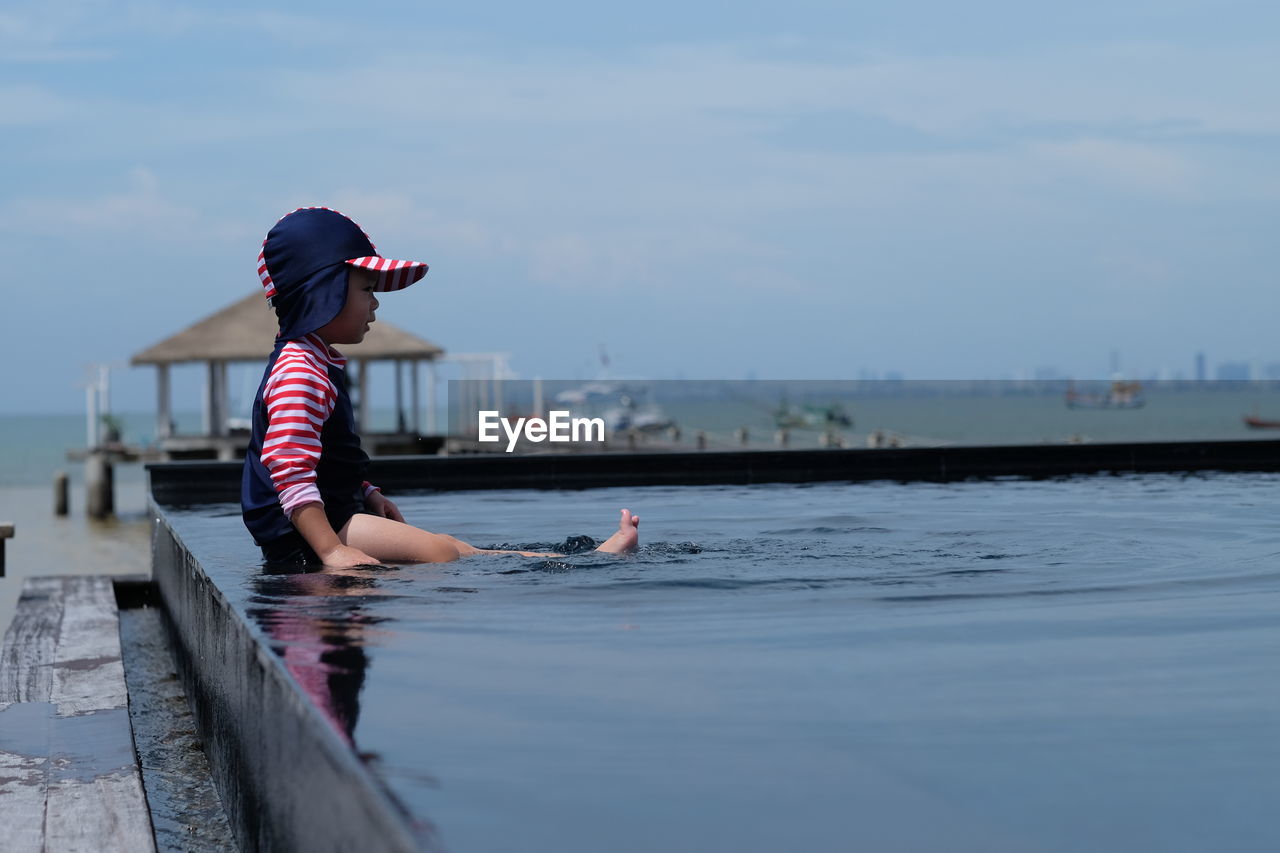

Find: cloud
[1029,138,1197,197]
[529,232,595,285]
[0,2,348,63]
[0,84,78,125]
[0,47,114,62]
[239,37,1276,210]
[521,223,794,293]
[321,190,499,254]
[0,167,248,242]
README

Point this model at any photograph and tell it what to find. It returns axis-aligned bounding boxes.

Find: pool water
[166,474,1280,853]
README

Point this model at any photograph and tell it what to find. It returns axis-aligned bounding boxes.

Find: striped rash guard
[242,333,379,547]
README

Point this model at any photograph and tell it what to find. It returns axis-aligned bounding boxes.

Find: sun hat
[257,206,429,340]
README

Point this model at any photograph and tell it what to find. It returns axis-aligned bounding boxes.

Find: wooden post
[696,430,707,450]
[86,452,114,519]
[0,522,12,577]
[736,427,750,447]
[54,471,69,516]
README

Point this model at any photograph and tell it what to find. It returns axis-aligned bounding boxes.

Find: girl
[241,207,638,566]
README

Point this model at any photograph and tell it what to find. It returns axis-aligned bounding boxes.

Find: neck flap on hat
[258,207,377,340]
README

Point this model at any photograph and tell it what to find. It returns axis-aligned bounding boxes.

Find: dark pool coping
[150,439,1280,505]
[149,502,431,853]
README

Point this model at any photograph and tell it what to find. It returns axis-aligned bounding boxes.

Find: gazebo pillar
[410,361,421,433]
[205,361,229,438]
[395,359,405,433]
[217,361,230,439]
[155,364,172,439]
[203,362,215,435]
[427,361,438,435]
[357,359,370,433]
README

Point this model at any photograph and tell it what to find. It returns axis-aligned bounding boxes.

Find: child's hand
[366,491,405,523]
[319,543,382,568]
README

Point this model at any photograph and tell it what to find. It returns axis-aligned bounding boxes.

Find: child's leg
[339,514,464,563]
[339,515,566,561]
[339,508,641,564]
[472,510,638,556]
[593,509,640,554]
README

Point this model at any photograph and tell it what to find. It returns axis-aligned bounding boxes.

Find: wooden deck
[0,577,156,852]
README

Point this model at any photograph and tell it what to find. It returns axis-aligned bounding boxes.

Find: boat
[1065,380,1144,410]
[1243,414,1280,429]
[554,382,677,434]
[772,400,854,431]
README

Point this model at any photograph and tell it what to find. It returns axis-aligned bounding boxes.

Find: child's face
[317,266,380,345]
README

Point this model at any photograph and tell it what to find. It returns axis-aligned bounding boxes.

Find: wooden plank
[50,577,128,716]
[0,702,52,853]
[0,577,157,853]
[1,576,65,704]
[46,770,156,853]
[45,577,154,852]
[1,578,62,853]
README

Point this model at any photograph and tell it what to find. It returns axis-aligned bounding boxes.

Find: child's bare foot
[595,509,640,554]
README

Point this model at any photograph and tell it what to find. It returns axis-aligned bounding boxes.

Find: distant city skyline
[29,349,1280,419]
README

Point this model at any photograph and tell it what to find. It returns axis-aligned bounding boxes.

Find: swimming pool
[165,473,1280,852]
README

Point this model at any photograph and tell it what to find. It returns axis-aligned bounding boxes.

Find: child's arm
[260,344,380,565]
[363,484,405,522]
[291,502,379,567]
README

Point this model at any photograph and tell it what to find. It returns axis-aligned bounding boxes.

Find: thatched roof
[131,293,444,365]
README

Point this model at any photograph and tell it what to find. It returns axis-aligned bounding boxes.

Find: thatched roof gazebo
[132,292,445,459]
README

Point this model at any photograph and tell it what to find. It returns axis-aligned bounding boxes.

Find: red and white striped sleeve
[261,343,337,517]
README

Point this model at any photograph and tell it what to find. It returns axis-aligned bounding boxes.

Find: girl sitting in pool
[241,206,639,567]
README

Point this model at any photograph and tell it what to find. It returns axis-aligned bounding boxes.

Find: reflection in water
[247,562,385,746]
[245,562,443,848]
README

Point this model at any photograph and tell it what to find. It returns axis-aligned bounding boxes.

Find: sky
[1,0,1278,413]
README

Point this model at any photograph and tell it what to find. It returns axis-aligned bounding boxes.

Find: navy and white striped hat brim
[345,256,428,292]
